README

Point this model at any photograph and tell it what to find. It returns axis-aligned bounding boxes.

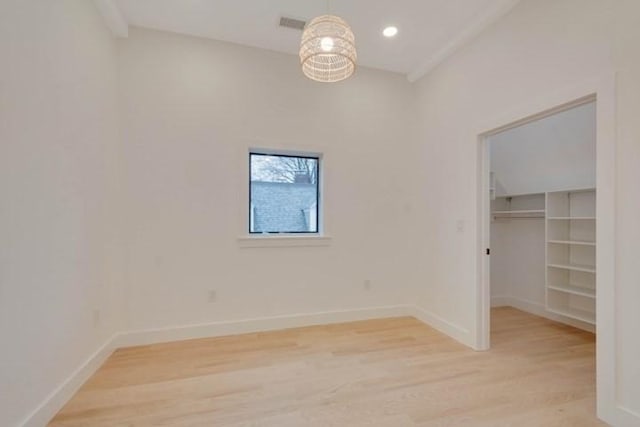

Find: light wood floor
[50,308,605,426]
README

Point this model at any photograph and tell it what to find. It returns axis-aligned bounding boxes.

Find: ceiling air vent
[279,16,306,31]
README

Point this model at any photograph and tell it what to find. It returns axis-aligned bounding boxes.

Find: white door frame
[475,73,620,423]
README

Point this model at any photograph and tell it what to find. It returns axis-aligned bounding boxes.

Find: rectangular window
[249,152,320,234]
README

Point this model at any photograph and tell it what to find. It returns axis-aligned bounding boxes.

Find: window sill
[237,235,332,248]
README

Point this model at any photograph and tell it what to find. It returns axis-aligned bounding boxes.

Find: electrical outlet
[363,280,371,291]
[92,309,101,328]
[208,290,217,303]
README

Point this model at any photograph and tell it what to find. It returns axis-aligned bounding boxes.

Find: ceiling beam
[94,0,128,38]
[406,0,521,83]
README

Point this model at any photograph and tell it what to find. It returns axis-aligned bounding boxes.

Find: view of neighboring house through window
[249,152,319,233]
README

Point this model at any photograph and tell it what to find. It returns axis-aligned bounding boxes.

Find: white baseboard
[490,295,511,307]
[22,306,411,427]
[20,334,119,427]
[491,296,595,333]
[21,303,478,427]
[617,405,640,426]
[115,305,413,348]
[409,305,472,347]
[21,302,634,427]
[116,304,473,351]
[601,404,640,427]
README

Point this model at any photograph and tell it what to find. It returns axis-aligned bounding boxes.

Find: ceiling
[104,0,520,81]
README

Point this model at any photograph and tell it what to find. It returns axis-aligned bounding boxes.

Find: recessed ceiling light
[383,26,398,38]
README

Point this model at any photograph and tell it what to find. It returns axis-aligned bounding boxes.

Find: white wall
[490,218,545,303]
[0,1,126,426]
[490,101,596,196]
[118,28,417,332]
[411,0,640,424]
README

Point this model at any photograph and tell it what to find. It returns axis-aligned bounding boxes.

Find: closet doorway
[487,100,597,339]
[475,77,616,419]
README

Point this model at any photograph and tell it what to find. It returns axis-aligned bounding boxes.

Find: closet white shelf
[548,262,596,274]
[492,209,545,219]
[547,307,596,325]
[547,216,596,220]
[547,284,596,298]
[494,192,545,198]
[547,239,596,246]
[544,188,597,330]
[492,209,545,214]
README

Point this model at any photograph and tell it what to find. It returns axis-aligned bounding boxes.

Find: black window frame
[249,152,320,234]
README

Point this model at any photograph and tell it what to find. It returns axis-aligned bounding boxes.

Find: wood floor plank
[49,308,606,426]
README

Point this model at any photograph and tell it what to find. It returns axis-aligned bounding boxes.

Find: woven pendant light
[299,15,357,83]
